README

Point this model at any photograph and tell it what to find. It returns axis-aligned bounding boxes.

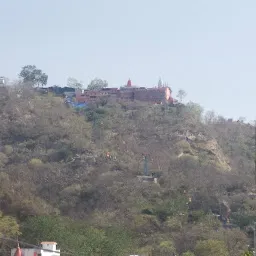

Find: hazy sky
[0,0,255,121]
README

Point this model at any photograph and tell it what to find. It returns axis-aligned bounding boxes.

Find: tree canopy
[21,216,134,256]
[87,78,108,90]
[194,240,229,256]
[177,89,187,102]
[0,211,20,237]
[67,77,83,89]
[19,65,48,87]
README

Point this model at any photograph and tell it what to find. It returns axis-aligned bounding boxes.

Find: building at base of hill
[11,241,60,256]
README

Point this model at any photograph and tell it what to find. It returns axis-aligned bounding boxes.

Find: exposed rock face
[203,139,231,171]
[176,131,231,171]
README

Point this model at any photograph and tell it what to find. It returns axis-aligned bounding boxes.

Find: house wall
[117,86,173,104]
[76,88,120,103]
[11,248,40,256]
[11,248,60,256]
[48,86,75,95]
[74,86,173,104]
[118,90,134,100]
[41,250,60,256]
[134,89,165,103]
[0,77,5,85]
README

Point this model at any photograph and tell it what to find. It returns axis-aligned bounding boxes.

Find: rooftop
[40,241,57,244]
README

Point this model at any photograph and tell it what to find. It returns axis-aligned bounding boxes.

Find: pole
[254,221,256,256]
[144,155,148,176]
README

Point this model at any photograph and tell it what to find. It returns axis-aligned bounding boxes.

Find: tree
[242,251,254,256]
[204,110,216,124]
[155,240,177,256]
[211,228,248,256]
[87,78,108,90]
[177,89,187,102]
[186,102,204,122]
[182,251,195,256]
[19,65,48,87]
[67,77,83,89]
[0,211,20,256]
[0,211,20,237]
[194,239,229,256]
[21,216,134,256]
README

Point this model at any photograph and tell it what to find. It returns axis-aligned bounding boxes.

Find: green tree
[67,77,83,88]
[19,65,48,87]
[87,78,108,90]
[242,251,254,256]
[182,251,195,256]
[186,101,204,122]
[0,211,20,237]
[21,216,134,256]
[153,195,188,222]
[156,240,176,255]
[194,239,229,256]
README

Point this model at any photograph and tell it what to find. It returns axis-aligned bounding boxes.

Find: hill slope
[0,86,255,256]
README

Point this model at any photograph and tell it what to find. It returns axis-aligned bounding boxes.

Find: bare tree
[177,89,187,103]
[204,110,216,124]
[67,77,83,88]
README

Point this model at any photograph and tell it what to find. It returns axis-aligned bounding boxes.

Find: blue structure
[65,96,88,109]
[49,86,75,96]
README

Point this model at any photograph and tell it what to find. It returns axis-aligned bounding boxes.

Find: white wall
[11,248,60,256]
[41,243,60,256]
[11,248,40,256]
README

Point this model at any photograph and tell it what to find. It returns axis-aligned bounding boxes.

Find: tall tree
[67,77,83,89]
[177,89,187,102]
[19,65,48,87]
[87,78,108,90]
[186,101,204,122]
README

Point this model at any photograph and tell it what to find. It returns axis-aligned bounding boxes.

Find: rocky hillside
[0,85,255,256]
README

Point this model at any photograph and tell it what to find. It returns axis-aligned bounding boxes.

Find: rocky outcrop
[175,131,231,171]
[203,139,231,171]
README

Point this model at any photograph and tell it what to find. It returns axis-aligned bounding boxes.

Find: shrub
[175,140,193,154]
[166,216,182,231]
[156,240,177,255]
[3,145,13,155]
[182,251,195,256]
[29,158,43,168]
[0,152,8,168]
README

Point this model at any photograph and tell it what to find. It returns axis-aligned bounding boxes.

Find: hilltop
[0,85,255,256]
